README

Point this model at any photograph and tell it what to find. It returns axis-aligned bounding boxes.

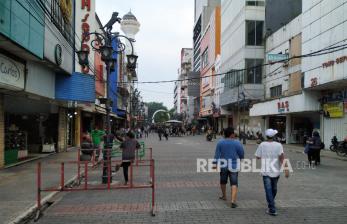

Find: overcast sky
[96,0,194,109]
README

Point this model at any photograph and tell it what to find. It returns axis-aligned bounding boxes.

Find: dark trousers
[121,162,131,182]
[307,150,315,165]
[308,149,320,165]
[315,149,321,164]
[158,133,162,141]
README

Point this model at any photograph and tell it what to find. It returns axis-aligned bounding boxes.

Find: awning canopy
[165,120,183,123]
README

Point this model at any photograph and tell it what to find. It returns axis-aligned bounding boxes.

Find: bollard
[107,149,111,189]
[84,162,88,190]
[37,162,41,209]
[60,163,65,190]
[151,159,155,216]
[130,161,133,188]
[77,148,81,184]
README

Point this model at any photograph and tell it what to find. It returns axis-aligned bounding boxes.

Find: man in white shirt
[255,129,289,216]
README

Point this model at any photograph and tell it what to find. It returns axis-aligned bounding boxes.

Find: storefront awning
[250,92,321,117]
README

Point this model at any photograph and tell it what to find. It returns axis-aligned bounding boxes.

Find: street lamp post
[76,12,138,184]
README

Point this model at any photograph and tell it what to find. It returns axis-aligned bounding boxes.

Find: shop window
[246,0,265,6]
[201,48,209,69]
[50,0,74,46]
[245,59,263,84]
[270,85,282,98]
[246,20,264,46]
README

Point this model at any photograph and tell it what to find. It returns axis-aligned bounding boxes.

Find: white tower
[121,11,140,55]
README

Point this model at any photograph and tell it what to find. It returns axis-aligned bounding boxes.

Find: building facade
[301,0,347,145]
[174,80,181,114]
[250,14,321,144]
[180,48,193,123]
[0,0,87,167]
[251,0,347,147]
[220,0,265,135]
[199,5,221,132]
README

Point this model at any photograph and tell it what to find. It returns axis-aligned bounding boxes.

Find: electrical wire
[106,42,347,85]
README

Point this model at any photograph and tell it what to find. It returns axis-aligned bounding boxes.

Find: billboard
[323,102,344,118]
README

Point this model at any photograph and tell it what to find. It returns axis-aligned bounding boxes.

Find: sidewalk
[0,148,80,224]
[246,140,347,161]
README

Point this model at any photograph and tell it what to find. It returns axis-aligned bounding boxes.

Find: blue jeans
[262,176,279,213]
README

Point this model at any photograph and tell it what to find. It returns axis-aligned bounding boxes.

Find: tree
[168,108,183,121]
[145,102,169,123]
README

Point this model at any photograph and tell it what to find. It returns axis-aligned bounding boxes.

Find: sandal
[219,196,226,201]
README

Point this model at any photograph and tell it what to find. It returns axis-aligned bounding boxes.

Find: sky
[96,0,194,109]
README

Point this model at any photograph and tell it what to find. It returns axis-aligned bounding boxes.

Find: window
[245,59,263,84]
[246,0,265,6]
[50,0,74,46]
[270,85,282,98]
[201,48,209,69]
[202,76,209,86]
[246,20,264,46]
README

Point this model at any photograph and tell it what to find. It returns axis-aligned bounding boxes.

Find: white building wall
[301,0,347,147]
[265,15,302,98]
[302,0,347,88]
[221,0,265,72]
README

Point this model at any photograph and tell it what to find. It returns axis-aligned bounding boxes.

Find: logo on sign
[278,101,289,113]
[0,55,21,82]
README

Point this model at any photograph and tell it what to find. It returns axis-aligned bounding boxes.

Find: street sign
[268,53,289,63]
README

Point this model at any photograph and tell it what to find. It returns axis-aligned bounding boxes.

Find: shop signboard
[268,53,289,63]
[0,54,25,90]
[323,102,344,118]
[277,101,289,113]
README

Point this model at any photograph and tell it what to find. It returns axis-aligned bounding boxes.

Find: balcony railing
[220,84,264,106]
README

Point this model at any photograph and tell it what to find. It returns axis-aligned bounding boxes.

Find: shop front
[319,90,347,146]
[4,95,60,164]
[250,92,321,144]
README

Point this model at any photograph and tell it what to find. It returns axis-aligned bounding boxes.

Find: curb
[7,174,79,224]
[284,145,347,161]
[4,153,56,169]
[3,147,78,170]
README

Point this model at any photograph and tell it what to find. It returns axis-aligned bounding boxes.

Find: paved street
[27,135,347,224]
[0,149,79,224]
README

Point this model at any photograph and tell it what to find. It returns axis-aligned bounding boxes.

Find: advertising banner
[323,102,344,118]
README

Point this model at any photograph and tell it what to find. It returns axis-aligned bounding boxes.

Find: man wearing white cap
[255,129,289,216]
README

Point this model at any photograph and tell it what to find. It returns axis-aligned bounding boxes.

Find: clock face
[55,44,63,65]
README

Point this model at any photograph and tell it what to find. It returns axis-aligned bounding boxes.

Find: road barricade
[36,147,155,220]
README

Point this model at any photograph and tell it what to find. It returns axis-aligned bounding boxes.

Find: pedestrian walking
[158,126,163,141]
[91,125,106,160]
[144,126,149,138]
[213,127,244,208]
[164,127,169,140]
[116,131,140,185]
[255,129,289,216]
[305,131,323,166]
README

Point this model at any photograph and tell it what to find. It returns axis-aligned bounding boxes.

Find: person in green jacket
[91,126,106,158]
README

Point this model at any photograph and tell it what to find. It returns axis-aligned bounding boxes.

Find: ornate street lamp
[76,12,138,184]
[76,49,89,66]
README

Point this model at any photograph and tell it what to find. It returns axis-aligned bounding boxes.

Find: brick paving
[0,148,79,224]
[30,135,347,224]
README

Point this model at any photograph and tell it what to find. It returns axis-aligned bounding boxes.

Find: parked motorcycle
[336,137,347,157]
[330,136,339,152]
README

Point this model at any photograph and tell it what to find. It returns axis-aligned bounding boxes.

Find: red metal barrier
[36,153,156,217]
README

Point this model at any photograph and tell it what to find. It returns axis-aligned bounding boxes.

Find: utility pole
[237,81,241,140]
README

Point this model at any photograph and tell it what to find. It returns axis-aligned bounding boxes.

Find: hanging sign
[0,54,25,90]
